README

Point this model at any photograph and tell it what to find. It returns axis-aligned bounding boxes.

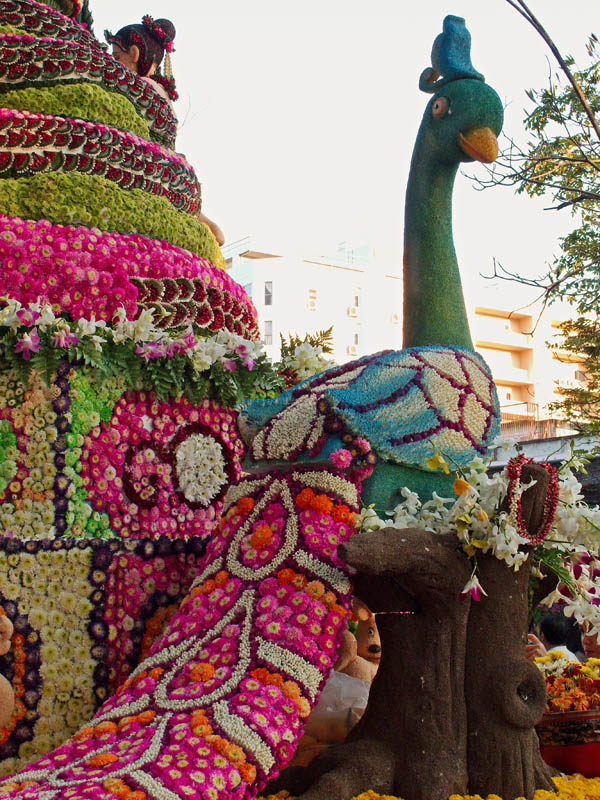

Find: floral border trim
[0,216,256,331]
[0,34,176,147]
[0,534,204,774]
[0,0,99,49]
[0,109,200,213]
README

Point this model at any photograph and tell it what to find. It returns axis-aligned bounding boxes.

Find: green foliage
[0,333,285,409]
[484,32,600,432]
[548,315,600,434]
[0,84,150,138]
[279,326,334,359]
[534,544,577,599]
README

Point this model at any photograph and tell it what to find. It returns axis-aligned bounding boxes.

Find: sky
[93,0,597,312]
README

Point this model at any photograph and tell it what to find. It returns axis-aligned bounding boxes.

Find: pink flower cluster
[255,576,346,662]
[80,391,244,539]
[104,552,199,690]
[239,503,284,567]
[300,507,355,569]
[0,216,258,331]
[0,469,360,800]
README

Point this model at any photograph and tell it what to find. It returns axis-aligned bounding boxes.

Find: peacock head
[417,15,504,167]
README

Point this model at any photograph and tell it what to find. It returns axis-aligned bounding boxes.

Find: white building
[225,237,403,364]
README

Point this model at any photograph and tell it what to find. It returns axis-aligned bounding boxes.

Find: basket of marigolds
[536,657,600,777]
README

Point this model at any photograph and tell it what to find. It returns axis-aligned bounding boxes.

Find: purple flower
[461,574,488,603]
[16,308,40,326]
[15,327,40,360]
[52,329,79,348]
[136,342,165,361]
[222,358,237,371]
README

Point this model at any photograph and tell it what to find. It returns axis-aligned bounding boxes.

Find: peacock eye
[432,96,450,118]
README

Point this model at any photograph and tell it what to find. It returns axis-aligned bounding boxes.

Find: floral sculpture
[0,8,588,800]
[0,0,283,771]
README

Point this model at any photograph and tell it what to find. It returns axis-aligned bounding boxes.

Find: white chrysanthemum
[175,433,228,505]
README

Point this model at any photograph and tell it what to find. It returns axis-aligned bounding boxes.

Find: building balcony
[491,366,534,386]
[474,328,533,352]
[500,402,538,422]
[500,417,560,442]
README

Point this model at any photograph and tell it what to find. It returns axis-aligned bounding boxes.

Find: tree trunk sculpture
[465,464,556,798]
[268,464,557,800]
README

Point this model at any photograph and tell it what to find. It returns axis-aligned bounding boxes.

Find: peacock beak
[457,127,498,163]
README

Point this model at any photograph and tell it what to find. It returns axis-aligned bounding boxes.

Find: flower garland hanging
[357,448,600,636]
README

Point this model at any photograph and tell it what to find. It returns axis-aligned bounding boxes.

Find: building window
[243,283,253,297]
[354,333,359,345]
[505,391,512,401]
[264,281,273,306]
[354,295,359,307]
[264,320,273,345]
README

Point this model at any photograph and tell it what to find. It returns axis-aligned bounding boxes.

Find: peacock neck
[402,134,473,350]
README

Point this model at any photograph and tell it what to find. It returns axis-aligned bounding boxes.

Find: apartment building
[473,306,586,440]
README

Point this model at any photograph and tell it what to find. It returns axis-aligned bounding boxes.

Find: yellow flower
[475,508,488,522]
[464,538,488,556]
[456,512,472,532]
[453,477,471,495]
[425,453,450,474]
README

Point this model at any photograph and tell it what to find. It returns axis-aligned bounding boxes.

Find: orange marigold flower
[128,792,147,800]
[277,568,295,585]
[191,721,213,737]
[102,778,127,792]
[332,504,351,522]
[250,667,269,683]
[136,710,156,725]
[282,681,301,700]
[94,721,118,736]
[306,581,325,598]
[237,497,255,515]
[190,662,216,682]
[74,727,94,740]
[251,524,274,550]
[311,494,333,514]
[87,753,118,767]
[214,570,230,588]
[239,763,257,783]
[291,574,307,590]
[295,697,311,718]
[199,578,216,595]
[331,603,347,618]
[265,673,284,688]
[296,488,315,509]
[225,743,245,763]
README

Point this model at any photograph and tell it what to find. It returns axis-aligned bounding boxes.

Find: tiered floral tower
[0,0,279,772]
